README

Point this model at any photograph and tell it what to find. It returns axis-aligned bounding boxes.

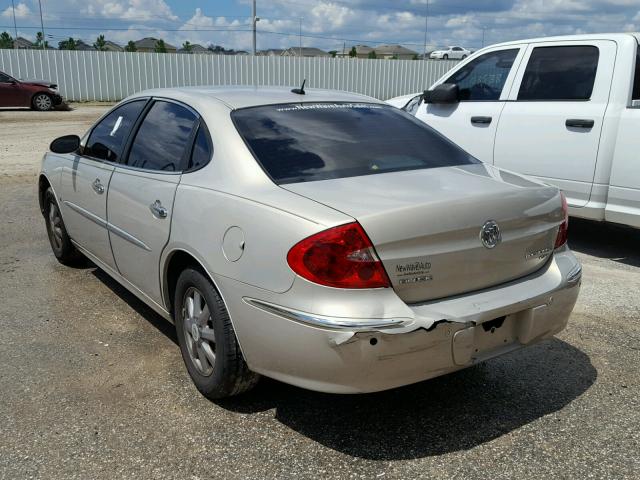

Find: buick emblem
[480,220,501,249]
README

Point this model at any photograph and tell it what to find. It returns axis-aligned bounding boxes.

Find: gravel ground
[0,107,639,479]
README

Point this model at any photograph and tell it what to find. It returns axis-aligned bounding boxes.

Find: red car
[0,70,63,111]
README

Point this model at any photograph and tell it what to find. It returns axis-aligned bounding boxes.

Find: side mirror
[423,83,460,104]
[50,135,80,154]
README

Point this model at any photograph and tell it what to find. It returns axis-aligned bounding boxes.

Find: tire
[462,54,467,59]
[443,54,448,60]
[174,268,259,399]
[32,93,53,111]
[44,187,83,265]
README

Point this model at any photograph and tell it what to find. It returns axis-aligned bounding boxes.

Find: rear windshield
[232,102,478,184]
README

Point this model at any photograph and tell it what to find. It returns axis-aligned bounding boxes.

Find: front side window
[127,101,197,172]
[445,48,518,101]
[518,46,599,101]
[84,100,146,162]
[232,103,478,184]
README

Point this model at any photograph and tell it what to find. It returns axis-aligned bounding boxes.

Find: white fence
[0,49,458,102]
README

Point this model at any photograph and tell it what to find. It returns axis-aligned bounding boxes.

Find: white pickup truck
[389,33,640,228]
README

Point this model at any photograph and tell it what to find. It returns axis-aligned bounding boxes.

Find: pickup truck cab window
[445,49,519,101]
[518,46,599,101]
[126,100,198,172]
[84,100,146,162]
[632,49,640,103]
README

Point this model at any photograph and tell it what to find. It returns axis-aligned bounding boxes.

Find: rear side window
[127,101,197,172]
[0,72,12,82]
[445,49,518,101]
[232,103,478,184]
[188,124,213,170]
[518,46,599,101]
[84,100,146,162]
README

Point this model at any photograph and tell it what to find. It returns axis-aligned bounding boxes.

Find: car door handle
[566,119,594,129]
[149,200,168,219]
[471,116,492,125]
[92,178,104,194]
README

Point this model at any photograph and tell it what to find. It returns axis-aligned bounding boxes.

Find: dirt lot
[0,106,639,479]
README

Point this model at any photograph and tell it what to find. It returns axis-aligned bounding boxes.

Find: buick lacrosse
[39,86,582,398]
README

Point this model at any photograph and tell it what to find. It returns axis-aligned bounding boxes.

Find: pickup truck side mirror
[50,135,80,154]
[423,83,460,104]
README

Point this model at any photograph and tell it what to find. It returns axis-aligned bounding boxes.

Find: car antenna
[291,79,306,95]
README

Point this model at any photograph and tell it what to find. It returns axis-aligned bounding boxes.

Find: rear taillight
[555,192,569,248]
[287,222,391,289]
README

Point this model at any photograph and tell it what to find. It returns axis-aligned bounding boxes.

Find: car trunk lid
[282,164,563,303]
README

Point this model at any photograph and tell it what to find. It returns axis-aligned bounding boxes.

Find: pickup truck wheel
[44,187,83,265]
[32,93,53,111]
[174,268,259,399]
[443,54,449,60]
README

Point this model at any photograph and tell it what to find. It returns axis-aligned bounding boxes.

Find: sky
[1,0,640,52]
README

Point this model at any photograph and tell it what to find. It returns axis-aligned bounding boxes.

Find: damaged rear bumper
[239,247,581,394]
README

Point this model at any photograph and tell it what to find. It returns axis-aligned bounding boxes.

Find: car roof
[127,86,382,110]
[486,32,640,48]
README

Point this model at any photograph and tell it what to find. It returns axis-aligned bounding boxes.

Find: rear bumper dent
[240,248,581,393]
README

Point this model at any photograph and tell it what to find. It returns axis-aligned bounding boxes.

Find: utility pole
[251,0,257,56]
[10,0,18,47]
[423,0,429,60]
[37,0,45,49]
[299,17,302,57]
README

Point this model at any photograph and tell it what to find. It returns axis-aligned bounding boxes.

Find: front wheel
[174,268,259,399]
[44,187,82,265]
[32,93,53,111]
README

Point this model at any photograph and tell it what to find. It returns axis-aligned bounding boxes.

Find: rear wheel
[174,268,259,399]
[443,54,449,60]
[32,93,53,111]
[462,54,467,59]
[44,187,82,265]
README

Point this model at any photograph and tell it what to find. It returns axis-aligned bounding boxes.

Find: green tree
[125,40,137,52]
[94,34,106,51]
[34,31,48,49]
[0,31,13,49]
[154,39,167,53]
[348,46,356,58]
[367,50,377,59]
[328,50,337,58]
[182,40,192,53]
[412,54,419,60]
[58,38,78,50]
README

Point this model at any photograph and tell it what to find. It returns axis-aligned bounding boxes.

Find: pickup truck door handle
[91,178,104,194]
[566,119,595,129]
[471,116,492,125]
[149,200,168,219]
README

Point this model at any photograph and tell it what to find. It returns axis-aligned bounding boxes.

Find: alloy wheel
[34,94,52,111]
[182,287,216,376]
[48,201,63,250]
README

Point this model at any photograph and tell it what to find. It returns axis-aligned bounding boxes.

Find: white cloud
[1,2,31,19]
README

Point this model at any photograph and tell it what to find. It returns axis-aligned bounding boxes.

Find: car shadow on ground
[91,267,178,345]
[568,217,640,268]
[216,340,595,459]
[87,248,596,461]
